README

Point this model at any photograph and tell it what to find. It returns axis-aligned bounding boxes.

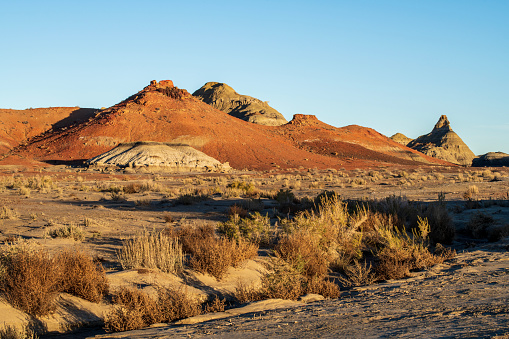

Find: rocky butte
[404,115,475,166]
[193,82,288,126]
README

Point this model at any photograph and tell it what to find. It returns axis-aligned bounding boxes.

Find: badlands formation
[87,142,230,172]
[193,82,288,126]
[392,115,476,166]
[0,80,508,338]
[5,80,446,171]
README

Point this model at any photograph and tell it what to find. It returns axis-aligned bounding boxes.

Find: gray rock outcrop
[407,115,475,166]
[87,142,229,171]
[472,152,509,167]
[192,82,288,126]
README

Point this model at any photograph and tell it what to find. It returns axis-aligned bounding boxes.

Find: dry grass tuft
[0,324,38,339]
[47,223,85,241]
[117,230,183,274]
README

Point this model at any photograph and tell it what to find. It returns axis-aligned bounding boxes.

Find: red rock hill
[10,81,451,170]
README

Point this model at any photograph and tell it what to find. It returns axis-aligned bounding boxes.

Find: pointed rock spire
[407,115,475,166]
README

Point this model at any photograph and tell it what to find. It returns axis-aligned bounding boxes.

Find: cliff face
[407,115,475,166]
[193,82,288,126]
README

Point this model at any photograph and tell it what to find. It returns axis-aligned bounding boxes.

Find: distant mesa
[87,142,230,172]
[390,133,413,146]
[472,152,509,167]
[406,115,475,166]
[287,114,320,126]
[192,82,288,126]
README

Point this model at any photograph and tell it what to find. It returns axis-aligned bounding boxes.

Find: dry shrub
[157,287,202,322]
[0,246,59,316]
[226,204,248,218]
[261,258,304,300]
[105,287,159,332]
[188,237,258,280]
[463,185,479,200]
[122,183,141,194]
[173,191,209,205]
[177,224,215,254]
[338,260,377,287]
[234,281,264,304]
[488,224,509,242]
[117,230,183,274]
[162,213,174,223]
[373,218,444,280]
[56,249,108,303]
[0,324,38,339]
[105,286,202,332]
[423,203,454,244]
[0,206,17,220]
[275,230,331,279]
[467,212,495,239]
[47,223,85,241]
[203,295,226,313]
[217,212,273,245]
[304,277,340,298]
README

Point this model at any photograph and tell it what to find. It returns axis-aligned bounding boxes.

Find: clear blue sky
[1,1,507,155]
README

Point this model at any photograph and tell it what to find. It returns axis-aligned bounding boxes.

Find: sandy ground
[0,166,507,338]
[94,240,509,339]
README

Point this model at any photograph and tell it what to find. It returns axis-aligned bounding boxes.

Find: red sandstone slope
[277,114,449,166]
[0,107,97,154]
[11,81,449,170]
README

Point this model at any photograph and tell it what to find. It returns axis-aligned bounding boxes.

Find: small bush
[47,224,85,241]
[275,230,331,279]
[261,258,304,300]
[56,250,109,303]
[234,281,264,304]
[338,260,377,287]
[117,230,183,274]
[157,287,202,322]
[226,204,248,218]
[188,237,258,280]
[0,246,60,316]
[0,206,17,220]
[104,287,159,332]
[424,203,454,244]
[217,212,273,245]
[203,295,226,313]
[174,192,209,205]
[467,212,495,239]
[0,324,38,339]
[463,185,479,200]
[304,277,341,299]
